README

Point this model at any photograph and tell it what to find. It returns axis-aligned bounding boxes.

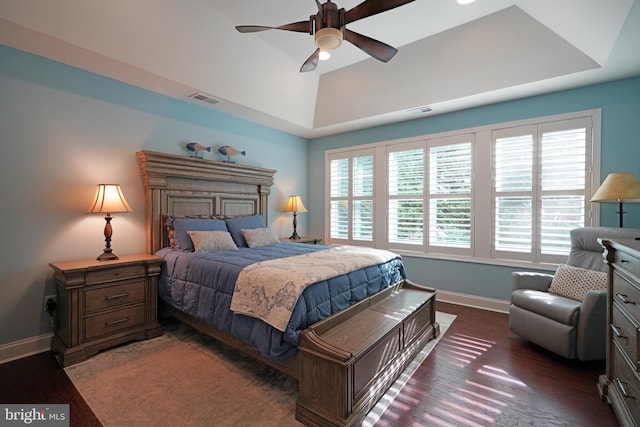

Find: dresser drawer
[611,304,639,370]
[84,305,146,340]
[612,346,640,422]
[84,280,146,313]
[615,250,640,280]
[85,264,147,285]
[613,272,640,322]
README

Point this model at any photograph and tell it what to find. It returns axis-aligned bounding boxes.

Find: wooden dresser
[49,254,163,366]
[599,239,640,427]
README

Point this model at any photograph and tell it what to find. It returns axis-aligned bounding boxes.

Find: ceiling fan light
[314,27,343,51]
[319,50,331,61]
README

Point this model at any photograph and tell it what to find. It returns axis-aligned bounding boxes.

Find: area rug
[66,312,455,427]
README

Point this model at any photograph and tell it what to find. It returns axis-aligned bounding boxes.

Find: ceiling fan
[235,0,415,72]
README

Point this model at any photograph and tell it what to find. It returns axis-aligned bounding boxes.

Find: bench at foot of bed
[296,279,439,427]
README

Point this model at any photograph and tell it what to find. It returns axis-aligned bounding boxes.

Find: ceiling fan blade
[300,49,320,73]
[236,20,310,33]
[344,0,415,25]
[343,29,397,62]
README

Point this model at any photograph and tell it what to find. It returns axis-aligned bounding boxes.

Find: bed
[137,150,439,426]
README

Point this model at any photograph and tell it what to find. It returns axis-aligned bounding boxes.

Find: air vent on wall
[189,92,220,105]
[407,105,432,115]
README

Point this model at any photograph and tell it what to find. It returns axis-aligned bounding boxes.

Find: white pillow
[241,227,280,248]
[548,264,607,301]
[187,231,238,252]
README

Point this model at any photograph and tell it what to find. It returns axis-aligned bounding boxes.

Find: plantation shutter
[329,156,349,240]
[328,149,375,243]
[539,120,589,258]
[352,153,374,241]
[428,139,473,252]
[493,127,535,258]
[492,118,590,262]
[388,144,424,247]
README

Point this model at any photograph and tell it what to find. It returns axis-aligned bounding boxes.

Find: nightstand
[49,254,163,366]
[280,236,323,244]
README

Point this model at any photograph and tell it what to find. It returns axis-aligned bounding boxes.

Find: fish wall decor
[218,145,246,163]
[185,142,212,158]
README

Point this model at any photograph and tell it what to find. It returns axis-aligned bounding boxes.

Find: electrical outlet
[44,294,56,312]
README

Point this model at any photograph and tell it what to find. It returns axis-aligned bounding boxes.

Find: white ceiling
[1,0,638,138]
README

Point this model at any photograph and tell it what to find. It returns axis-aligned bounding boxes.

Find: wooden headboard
[137,150,276,254]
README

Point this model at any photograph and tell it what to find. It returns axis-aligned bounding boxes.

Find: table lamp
[87,184,133,260]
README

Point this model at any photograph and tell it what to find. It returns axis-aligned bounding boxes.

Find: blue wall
[0,44,309,346]
[308,76,640,302]
[1,40,639,347]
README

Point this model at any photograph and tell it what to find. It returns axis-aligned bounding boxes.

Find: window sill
[393,248,558,272]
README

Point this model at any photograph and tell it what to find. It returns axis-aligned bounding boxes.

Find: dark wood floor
[376,302,618,427]
[0,302,618,427]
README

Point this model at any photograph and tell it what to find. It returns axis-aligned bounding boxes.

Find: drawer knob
[610,324,627,340]
[105,293,130,301]
[614,378,636,399]
[615,293,636,305]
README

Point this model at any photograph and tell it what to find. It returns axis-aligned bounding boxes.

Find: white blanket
[230,245,399,332]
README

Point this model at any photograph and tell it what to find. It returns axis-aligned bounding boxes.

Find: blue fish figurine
[185,142,212,158]
[218,145,246,163]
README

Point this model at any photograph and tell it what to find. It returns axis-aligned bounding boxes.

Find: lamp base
[289,232,301,240]
[97,249,119,261]
[98,214,119,261]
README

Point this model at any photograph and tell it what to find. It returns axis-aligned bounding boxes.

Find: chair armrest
[576,289,607,360]
[511,272,554,292]
[580,289,607,314]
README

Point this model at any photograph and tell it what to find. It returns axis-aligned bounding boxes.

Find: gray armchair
[509,227,640,361]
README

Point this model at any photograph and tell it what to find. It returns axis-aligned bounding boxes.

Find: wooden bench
[296,279,439,426]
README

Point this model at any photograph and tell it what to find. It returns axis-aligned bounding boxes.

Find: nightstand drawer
[613,272,640,321]
[84,305,146,340]
[85,264,146,285]
[611,304,639,369]
[84,280,146,313]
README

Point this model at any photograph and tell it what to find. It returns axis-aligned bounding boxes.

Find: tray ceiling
[1,0,638,138]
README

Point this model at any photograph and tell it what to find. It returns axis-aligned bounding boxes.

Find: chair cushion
[548,264,607,301]
[511,289,581,326]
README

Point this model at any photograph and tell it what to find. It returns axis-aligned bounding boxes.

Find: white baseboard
[0,333,52,365]
[0,292,508,365]
[437,290,510,314]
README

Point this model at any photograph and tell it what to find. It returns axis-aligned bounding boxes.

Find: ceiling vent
[407,105,433,115]
[189,92,219,105]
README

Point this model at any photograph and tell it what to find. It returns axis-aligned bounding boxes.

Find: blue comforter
[157,242,406,361]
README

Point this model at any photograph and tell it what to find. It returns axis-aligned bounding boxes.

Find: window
[388,144,424,247]
[325,110,599,266]
[328,149,375,243]
[492,117,591,263]
[428,138,473,252]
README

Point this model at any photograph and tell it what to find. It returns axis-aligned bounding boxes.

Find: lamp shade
[284,195,307,213]
[87,184,133,214]
[590,173,640,203]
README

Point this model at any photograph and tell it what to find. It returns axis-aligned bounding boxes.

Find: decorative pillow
[242,227,280,248]
[187,231,238,252]
[168,217,228,251]
[548,264,607,301]
[225,215,266,248]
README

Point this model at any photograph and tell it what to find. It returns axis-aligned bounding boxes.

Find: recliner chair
[509,227,640,361]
